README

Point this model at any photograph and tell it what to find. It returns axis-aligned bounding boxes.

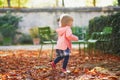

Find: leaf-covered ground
[0,49,120,80]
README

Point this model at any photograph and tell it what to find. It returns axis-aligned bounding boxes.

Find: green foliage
[89,12,120,55]
[29,27,39,38]
[0,11,22,44]
[0,0,29,8]
[118,0,120,6]
[18,34,33,44]
[0,0,3,6]
[71,26,83,39]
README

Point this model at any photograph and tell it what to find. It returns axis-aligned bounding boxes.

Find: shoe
[62,69,70,73]
[51,61,56,69]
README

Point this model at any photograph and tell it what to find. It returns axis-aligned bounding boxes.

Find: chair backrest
[90,32,101,40]
[100,27,112,41]
[89,27,112,41]
[102,27,112,34]
[38,27,51,43]
[71,27,82,35]
[71,27,83,39]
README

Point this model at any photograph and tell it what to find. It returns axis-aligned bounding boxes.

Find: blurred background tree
[7,0,10,7]
[0,0,119,8]
[93,0,96,7]
[0,0,28,8]
[118,0,120,6]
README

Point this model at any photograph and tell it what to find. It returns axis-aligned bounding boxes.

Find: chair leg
[90,43,93,55]
[50,44,54,61]
[88,43,94,56]
[52,44,54,54]
[79,43,81,55]
[92,43,96,55]
[39,44,43,58]
[84,43,86,55]
[88,43,91,55]
[101,42,105,54]
[93,43,96,55]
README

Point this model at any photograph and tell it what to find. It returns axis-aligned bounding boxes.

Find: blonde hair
[59,14,73,27]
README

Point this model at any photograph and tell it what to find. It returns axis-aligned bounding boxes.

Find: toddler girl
[51,14,78,73]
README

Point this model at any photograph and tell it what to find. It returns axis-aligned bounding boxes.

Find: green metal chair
[87,32,101,55]
[38,26,56,60]
[72,33,87,55]
[98,27,112,53]
[71,26,87,55]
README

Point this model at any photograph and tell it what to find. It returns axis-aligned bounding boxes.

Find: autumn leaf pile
[0,49,120,80]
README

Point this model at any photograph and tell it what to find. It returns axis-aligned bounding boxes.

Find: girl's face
[67,20,73,27]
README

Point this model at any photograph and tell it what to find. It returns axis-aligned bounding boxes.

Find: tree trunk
[7,0,11,8]
[56,0,58,7]
[93,0,96,7]
[62,0,64,7]
[118,0,120,6]
[18,0,20,8]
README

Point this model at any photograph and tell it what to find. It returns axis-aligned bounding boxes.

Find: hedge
[89,12,120,55]
[0,11,22,45]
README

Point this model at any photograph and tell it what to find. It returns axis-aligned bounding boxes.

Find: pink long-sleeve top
[55,26,78,50]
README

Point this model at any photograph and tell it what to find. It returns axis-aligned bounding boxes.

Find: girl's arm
[66,28,78,41]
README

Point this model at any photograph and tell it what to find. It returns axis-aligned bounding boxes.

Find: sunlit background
[0,0,118,8]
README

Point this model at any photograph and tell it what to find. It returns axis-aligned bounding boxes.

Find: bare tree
[118,0,120,6]
[56,0,58,7]
[18,0,20,7]
[93,0,96,7]
[62,0,64,7]
[7,0,11,7]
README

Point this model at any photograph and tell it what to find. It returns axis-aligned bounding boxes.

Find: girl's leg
[62,55,69,69]
[54,56,64,64]
[51,49,64,69]
[54,49,64,64]
[51,56,63,69]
